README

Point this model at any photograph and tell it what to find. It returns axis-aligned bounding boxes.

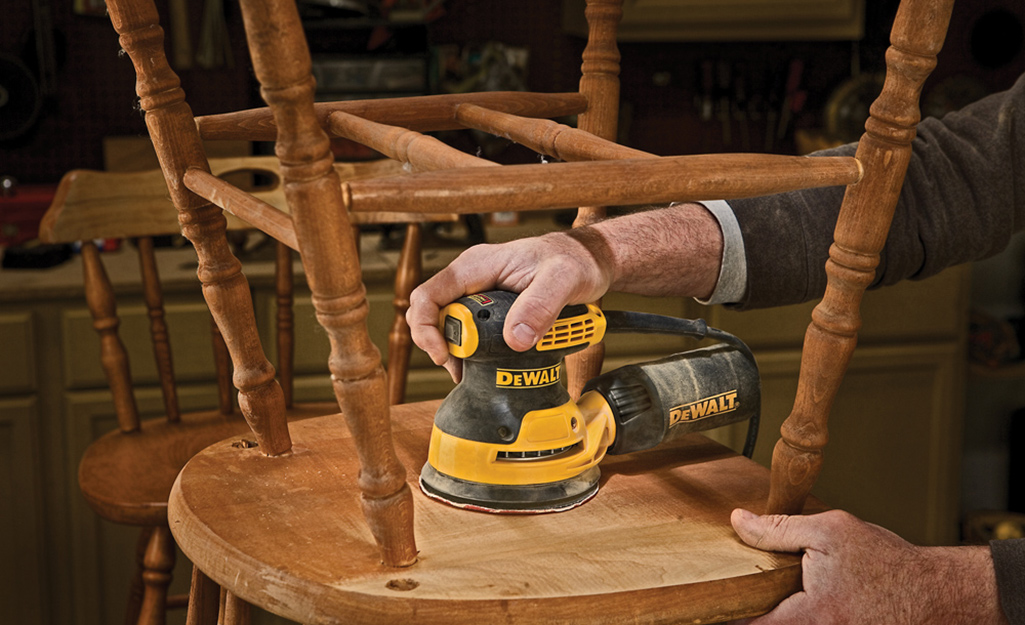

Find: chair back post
[767,0,956,515]
[136,235,181,423]
[105,0,290,455]
[81,241,141,433]
[237,0,418,567]
[566,0,623,398]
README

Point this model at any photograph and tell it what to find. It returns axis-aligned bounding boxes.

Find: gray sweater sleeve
[729,72,1025,309]
[991,538,1025,625]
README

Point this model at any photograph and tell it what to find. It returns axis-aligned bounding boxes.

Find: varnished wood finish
[328,111,495,171]
[184,566,219,625]
[454,103,652,162]
[77,403,337,527]
[137,236,180,423]
[342,154,862,215]
[196,92,590,141]
[105,0,290,456]
[767,0,955,515]
[81,241,140,434]
[125,528,153,625]
[137,524,175,625]
[183,168,300,251]
[388,223,422,405]
[170,402,823,625]
[238,0,417,566]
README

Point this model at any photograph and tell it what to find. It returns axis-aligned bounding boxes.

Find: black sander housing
[419,290,760,513]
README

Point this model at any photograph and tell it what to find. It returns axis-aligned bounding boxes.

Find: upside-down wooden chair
[37,156,444,624]
[98,0,954,621]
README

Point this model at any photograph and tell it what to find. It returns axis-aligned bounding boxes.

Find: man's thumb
[731,508,816,554]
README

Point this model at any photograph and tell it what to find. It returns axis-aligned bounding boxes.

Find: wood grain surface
[342,154,862,215]
[39,157,455,244]
[78,403,337,527]
[195,92,589,141]
[170,401,823,624]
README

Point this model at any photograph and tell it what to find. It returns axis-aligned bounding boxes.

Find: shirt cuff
[691,199,747,305]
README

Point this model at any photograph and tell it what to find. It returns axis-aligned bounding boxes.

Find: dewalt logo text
[496,364,561,388]
[669,390,738,426]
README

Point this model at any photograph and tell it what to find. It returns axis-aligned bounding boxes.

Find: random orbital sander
[419,290,760,514]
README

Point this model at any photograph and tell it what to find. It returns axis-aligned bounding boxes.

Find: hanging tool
[419,291,760,514]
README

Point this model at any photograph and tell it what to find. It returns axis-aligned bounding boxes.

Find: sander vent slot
[538,318,597,350]
[496,443,579,461]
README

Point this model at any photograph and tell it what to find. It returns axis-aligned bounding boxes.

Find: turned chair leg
[124,526,155,625]
[185,565,220,625]
[219,587,252,625]
[136,524,175,625]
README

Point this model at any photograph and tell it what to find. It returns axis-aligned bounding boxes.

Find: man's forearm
[585,202,724,300]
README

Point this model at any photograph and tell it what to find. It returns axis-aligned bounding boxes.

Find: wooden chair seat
[169,400,826,624]
[80,402,337,527]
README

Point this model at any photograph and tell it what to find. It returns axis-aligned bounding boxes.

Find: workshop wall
[0,0,254,184]
[2,0,1024,181]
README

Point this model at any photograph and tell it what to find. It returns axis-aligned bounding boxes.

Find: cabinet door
[0,397,46,625]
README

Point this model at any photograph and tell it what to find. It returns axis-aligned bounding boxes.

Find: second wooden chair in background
[39,155,451,624]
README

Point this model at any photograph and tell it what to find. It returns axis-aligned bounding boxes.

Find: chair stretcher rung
[346,154,862,215]
[327,111,496,172]
[183,168,300,251]
[454,103,654,163]
[196,91,589,141]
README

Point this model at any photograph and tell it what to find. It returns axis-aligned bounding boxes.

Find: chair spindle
[767,0,956,515]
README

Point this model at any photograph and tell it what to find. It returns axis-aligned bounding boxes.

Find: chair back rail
[767,0,956,515]
[195,91,590,141]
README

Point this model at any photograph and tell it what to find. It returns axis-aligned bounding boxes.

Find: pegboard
[0,0,255,184]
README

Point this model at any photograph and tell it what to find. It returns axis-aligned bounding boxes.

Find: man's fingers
[731,509,828,554]
[407,286,451,367]
[502,273,583,351]
[407,247,498,365]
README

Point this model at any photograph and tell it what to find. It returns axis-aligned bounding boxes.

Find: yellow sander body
[419,290,761,514]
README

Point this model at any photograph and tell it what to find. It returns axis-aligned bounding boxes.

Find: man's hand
[729,508,1007,625]
[406,202,725,381]
[407,230,614,381]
